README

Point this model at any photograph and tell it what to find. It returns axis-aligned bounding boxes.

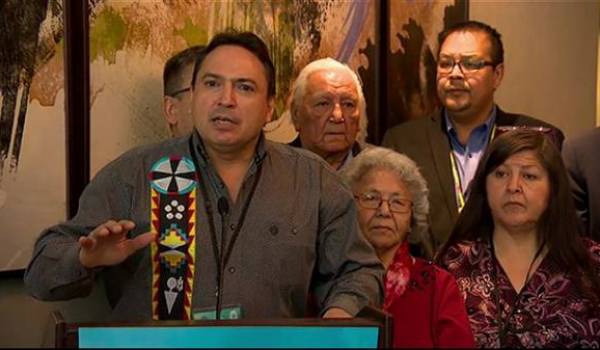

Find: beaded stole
[148,156,197,320]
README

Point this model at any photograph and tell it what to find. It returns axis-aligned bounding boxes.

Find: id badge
[192,305,243,320]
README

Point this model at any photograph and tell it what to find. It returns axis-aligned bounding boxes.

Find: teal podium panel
[79,325,379,348]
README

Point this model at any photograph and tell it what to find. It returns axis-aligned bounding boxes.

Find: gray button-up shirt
[24,132,384,321]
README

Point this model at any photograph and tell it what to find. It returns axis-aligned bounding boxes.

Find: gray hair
[289,57,368,143]
[341,147,430,247]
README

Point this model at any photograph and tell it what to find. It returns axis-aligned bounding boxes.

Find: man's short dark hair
[191,30,276,98]
[437,20,504,66]
[163,45,206,97]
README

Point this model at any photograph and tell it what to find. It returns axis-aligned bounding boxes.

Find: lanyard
[449,154,466,212]
[188,136,263,315]
[448,124,497,212]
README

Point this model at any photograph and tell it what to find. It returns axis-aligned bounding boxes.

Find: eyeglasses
[166,87,191,97]
[437,56,495,74]
[354,192,412,214]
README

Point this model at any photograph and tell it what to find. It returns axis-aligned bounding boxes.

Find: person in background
[288,57,369,170]
[437,129,600,348]
[342,147,475,348]
[562,127,600,241]
[163,45,206,137]
[24,31,383,322]
[382,21,564,254]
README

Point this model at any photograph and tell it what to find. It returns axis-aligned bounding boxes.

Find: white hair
[289,57,368,143]
[341,147,430,248]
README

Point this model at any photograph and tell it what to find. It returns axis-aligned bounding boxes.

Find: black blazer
[382,107,565,252]
[562,127,600,241]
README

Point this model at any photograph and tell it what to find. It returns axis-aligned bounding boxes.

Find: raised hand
[79,219,155,268]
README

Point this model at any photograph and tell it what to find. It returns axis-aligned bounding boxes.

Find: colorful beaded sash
[149,156,197,320]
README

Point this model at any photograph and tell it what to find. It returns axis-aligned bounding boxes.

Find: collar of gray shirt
[190,130,267,201]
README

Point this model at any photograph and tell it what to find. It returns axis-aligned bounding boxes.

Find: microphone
[215,197,229,320]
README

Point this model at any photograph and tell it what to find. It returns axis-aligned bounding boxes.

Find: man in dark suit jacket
[562,127,600,241]
[382,21,564,253]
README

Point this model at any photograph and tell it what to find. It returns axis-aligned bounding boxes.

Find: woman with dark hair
[343,147,475,348]
[436,129,600,348]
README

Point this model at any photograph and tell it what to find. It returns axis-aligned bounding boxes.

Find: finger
[103,219,118,228]
[130,232,156,251]
[121,232,156,257]
[79,236,96,250]
[117,219,136,232]
[90,225,110,238]
[105,221,125,235]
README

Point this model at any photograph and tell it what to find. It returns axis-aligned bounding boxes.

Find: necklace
[489,236,546,347]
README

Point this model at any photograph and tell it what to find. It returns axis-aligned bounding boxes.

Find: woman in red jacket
[342,147,474,348]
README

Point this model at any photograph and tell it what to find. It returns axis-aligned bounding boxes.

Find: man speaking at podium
[24,31,384,322]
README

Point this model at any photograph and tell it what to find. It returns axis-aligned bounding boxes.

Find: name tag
[192,305,243,320]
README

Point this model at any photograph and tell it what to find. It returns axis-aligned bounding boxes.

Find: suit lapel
[493,107,516,131]
[426,111,458,221]
[427,106,515,223]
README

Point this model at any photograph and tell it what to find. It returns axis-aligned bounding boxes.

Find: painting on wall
[382,0,468,141]
[0,0,66,272]
[0,1,468,271]
[86,0,378,176]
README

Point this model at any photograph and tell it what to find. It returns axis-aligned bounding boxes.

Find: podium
[49,307,392,348]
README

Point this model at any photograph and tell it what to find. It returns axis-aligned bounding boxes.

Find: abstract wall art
[0,0,66,271]
[86,0,378,175]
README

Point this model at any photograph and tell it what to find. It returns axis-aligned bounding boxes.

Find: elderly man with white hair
[288,58,369,170]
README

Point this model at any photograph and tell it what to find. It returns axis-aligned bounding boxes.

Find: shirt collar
[444,105,497,152]
[444,105,497,135]
[337,142,363,171]
[291,136,359,172]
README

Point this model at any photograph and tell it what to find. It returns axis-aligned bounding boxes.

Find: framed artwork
[85,0,379,176]
[378,0,468,143]
[0,1,468,270]
[0,0,66,272]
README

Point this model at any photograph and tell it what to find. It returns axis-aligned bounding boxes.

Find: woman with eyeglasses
[436,130,600,348]
[342,147,474,348]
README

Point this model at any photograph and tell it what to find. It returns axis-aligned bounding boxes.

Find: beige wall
[471,0,600,138]
[0,275,110,347]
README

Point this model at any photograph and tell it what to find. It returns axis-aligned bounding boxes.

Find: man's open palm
[79,220,155,268]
